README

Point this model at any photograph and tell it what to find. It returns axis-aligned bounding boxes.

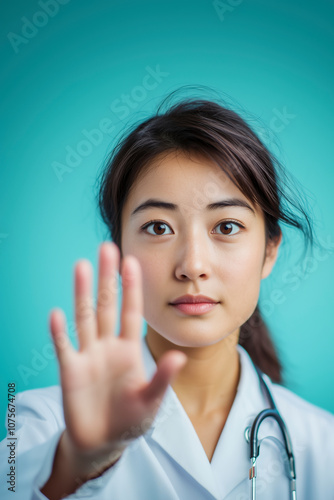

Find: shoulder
[266,377,334,455]
[5,385,65,453]
[16,384,64,427]
[269,380,334,424]
[238,344,334,428]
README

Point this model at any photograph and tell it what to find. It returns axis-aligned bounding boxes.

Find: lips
[170,302,219,316]
[170,294,219,305]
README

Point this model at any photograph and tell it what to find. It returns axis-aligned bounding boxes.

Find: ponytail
[239,306,282,384]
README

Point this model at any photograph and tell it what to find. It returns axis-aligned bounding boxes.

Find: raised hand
[49,242,187,457]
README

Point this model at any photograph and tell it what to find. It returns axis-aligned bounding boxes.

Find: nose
[174,232,211,281]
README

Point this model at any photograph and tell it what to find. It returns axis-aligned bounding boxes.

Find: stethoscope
[244,365,297,500]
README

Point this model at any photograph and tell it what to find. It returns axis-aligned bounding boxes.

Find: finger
[96,242,120,338]
[49,308,75,369]
[119,255,143,341]
[75,260,97,350]
[140,351,188,406]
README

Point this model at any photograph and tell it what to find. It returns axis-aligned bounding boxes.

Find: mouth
[169,302,219,315]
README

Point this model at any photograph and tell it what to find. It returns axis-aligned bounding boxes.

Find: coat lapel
[140,335,287,499]
[210,345,271,497]
[140,335,220,497]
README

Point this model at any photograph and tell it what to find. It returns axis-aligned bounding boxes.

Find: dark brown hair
[96,90,313,384]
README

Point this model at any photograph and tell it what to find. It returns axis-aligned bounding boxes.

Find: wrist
[62,430,129,480]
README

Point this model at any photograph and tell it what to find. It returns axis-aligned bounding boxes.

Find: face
[121,151,280,348]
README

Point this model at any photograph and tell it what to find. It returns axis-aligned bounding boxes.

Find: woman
[1,92,333,500]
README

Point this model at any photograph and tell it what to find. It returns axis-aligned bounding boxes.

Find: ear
[261,231,282,279]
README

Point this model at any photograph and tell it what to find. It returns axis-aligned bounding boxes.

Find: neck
[145,328,241,418]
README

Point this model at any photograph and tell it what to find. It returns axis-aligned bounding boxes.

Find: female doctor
[1,92,334,500]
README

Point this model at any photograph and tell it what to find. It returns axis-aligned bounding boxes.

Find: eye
[141,220,173,236]
[213,221,243,236]
[141,220,244,237]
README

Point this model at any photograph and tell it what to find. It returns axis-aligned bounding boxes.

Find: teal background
[1,0,333,440]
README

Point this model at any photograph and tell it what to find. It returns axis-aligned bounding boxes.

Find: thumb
[140,350,188,406]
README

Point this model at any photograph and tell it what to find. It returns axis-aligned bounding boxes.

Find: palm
[49,242,186,454]
[60,338,151,449]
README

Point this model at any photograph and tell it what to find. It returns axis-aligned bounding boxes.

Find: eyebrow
[130,197,255,217]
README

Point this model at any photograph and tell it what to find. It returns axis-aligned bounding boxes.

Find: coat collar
[140,334,286,498]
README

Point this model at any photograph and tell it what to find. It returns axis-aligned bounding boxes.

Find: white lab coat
[1,336,334,500]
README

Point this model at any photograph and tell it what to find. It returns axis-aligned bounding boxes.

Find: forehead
[122,151,255,219]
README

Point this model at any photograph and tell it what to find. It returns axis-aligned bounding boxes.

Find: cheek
[138,255,167,304]
[217,254,262,329]
[220,245,264,306]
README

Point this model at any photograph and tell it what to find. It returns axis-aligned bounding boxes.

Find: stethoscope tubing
[249,366,297,500]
